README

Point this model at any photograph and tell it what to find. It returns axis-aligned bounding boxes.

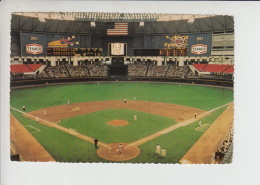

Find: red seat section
[10,64,42,73]
[192,64,207,72]
[192,64,234,73]
[202,64,230,73]
[26,64,42,71]
[223,65,234,73]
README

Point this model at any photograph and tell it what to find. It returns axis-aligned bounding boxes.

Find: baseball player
[134,115,137,121]
[67,100,70,104]
[124,99,127,104]
[22,105,26,112]
[199,120,202,127]
[156,144,161,155]
[94,138,99,149]
[118,144,123,154]
[195,112,197,119]
[36,115,39,122]
[134,97,136,101]
[44,110,47,116]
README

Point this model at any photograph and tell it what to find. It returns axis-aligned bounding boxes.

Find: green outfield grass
[10,82,233,112]
[59,109,177,143]
[10,82,233,163]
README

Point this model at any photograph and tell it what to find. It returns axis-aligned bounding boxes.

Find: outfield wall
[10,77,233,87]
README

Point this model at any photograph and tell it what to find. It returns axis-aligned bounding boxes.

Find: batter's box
[24,125,41,134]
[195,124,211,132]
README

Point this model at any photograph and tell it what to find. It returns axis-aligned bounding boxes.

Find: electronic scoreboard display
[47,48,103,56]
[47,48,75,56]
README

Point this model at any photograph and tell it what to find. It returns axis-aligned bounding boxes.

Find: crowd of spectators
[38,63,108,78]
[37,62,199,79]
[218,127,234,154]
[165,66,188,78]
[38,65,69,78]
[87,63,108,77]
[128,63,198,78]
[185,70,198,78]
[146,64,168,77]
[128,63,148,76]
[67,64,89,77]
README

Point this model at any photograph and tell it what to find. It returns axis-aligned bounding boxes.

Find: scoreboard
[47,48,75,56]
[134,48,188,56]
[47,48,103,56]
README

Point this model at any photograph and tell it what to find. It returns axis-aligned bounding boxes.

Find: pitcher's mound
[108,120,129,126]
[97,143,140,161]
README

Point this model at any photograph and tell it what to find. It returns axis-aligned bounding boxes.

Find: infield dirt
[25,100,206,124]
[108,120,129,126]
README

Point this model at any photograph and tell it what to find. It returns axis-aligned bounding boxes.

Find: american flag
[107,23,128,36]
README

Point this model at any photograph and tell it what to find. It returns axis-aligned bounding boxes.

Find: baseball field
[10,82,234,163]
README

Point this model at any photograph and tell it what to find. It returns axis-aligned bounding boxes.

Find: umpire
[94,138,99,149]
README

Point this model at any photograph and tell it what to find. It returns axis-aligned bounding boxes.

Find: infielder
[22,105,26,112]
[199,120,202,127]
[134,115,137,121]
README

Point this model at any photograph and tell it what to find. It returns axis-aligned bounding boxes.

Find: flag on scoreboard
[107,23,128,35]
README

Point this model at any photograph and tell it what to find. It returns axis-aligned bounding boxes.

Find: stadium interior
[10,13,234,87]
[10,12,234,163]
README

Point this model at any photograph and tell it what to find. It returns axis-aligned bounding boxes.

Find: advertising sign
[20,33,47,56]
[188,34,212,57]
[26,44,43,54]
[164,35,189,49]
[47,35,80,48]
